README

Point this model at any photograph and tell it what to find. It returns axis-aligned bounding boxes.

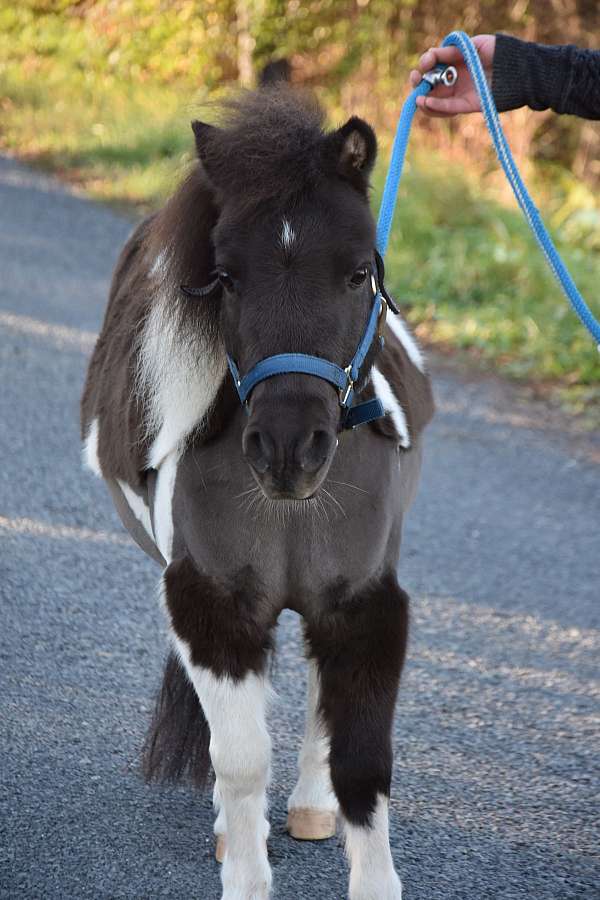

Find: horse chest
[170,426,411,606]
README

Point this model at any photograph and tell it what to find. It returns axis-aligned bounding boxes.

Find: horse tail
[142,651,211,788]
[259,58,291,87]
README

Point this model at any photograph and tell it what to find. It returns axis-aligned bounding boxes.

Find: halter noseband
[181,251,399,430]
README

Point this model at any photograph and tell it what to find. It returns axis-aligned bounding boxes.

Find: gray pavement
[0,155,598,900]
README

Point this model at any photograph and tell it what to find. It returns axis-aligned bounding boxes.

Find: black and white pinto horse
[81,72,433,900]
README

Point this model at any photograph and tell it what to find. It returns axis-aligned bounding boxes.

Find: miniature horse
[81,73,433,900]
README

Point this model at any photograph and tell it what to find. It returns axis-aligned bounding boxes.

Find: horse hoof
[215,834,226,863]
[287,808,337,841]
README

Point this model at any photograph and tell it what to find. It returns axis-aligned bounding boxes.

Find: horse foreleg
[305,573,409,900]
[164,557,273,900]
[287,656,337,840]
[194,668,271,900]
[344,795,401,900]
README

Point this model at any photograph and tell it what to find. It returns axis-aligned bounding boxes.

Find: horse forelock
[198,86,327,211]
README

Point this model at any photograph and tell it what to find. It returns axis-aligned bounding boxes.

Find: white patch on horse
[82,418,102,477]
[288,659,337,813]
[280,218,296,251]
[371,367,411,449]
[149,249,168,279]
[345,794,402,900]
[117,479,154,541]
[386,314,425,373]
[153,449,180,564]
[173,635,272,899]
[136,291,226,470]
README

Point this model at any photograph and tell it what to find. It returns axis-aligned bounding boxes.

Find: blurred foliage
[2,0,598,173]
[0,0,598,408]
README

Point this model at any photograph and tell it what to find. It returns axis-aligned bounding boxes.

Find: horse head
[193,88,380,501]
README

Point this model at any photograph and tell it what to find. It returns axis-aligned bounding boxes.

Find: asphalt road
[1,155,599,900]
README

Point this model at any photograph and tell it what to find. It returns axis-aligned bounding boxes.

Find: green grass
[1,53,599,418]
[376,160,600,398]
[0,64,195,207]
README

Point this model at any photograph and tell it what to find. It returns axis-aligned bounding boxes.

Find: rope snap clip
[421,64,458,89]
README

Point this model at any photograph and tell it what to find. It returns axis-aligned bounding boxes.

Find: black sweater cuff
[492,33,576,114]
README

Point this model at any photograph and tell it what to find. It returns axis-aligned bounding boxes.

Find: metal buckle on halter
[422,64,458,88]
[377,296,388,340]
[339,365,354,407]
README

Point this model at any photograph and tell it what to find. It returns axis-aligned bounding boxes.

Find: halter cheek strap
[225,261,390,430]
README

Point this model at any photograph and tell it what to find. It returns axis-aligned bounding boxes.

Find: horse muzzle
[242,391,338,500]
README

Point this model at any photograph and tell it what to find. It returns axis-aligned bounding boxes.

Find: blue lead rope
[376,30,600,349]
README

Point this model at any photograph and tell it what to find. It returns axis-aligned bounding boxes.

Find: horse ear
[323,116,377,191]
[191,120,219,180]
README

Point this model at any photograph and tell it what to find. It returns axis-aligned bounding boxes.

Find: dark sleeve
[491,33,600,120]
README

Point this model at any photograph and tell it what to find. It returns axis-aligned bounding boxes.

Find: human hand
[409,35,496,117]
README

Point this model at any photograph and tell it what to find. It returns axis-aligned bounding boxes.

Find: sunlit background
[1,0,598,415]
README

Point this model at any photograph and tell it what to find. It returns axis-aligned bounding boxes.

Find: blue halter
[225,261,390,430]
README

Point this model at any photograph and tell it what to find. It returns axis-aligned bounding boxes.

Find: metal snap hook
[422,64,458,89]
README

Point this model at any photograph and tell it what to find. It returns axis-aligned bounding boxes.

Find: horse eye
[217,270,235,293]
[349,266,369,288]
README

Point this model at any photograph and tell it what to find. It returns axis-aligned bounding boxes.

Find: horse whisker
[327,478,369,495]
[320,486,346,518]
[235,485,262,500]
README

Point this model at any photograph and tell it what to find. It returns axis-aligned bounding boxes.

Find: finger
[421,94,477,115]
[417,44,463,73]
[425,84,455,99]
[415,95,454,118]
[420,108,457,119]
[409,69,421,87]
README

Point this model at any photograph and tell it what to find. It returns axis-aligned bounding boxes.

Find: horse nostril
[295,429,334,474]
[242,427,273,475]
